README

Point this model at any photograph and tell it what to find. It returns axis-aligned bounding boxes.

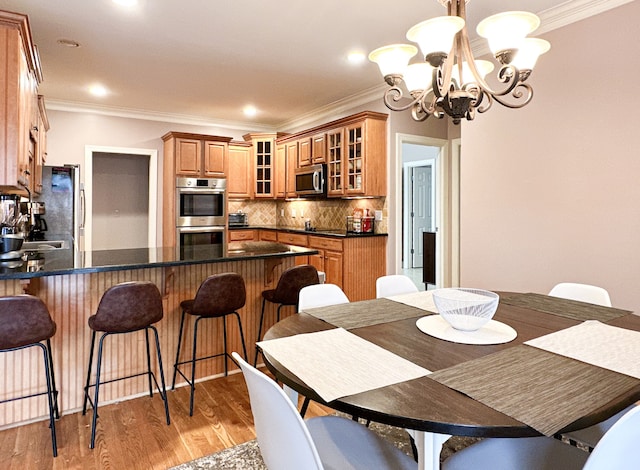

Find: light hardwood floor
[0,369,331,469]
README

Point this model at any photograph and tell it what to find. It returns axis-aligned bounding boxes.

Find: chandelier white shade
[368,0,550,124]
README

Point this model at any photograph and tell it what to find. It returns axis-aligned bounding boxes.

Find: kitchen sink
[22,240,69,251]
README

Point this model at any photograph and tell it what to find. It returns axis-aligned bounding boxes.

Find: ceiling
[0,0,624,128]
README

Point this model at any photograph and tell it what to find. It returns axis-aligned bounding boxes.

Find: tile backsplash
[228,198,388,233]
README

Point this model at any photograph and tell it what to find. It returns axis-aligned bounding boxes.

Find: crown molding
[45,99,276,132]
[470,0,634,55]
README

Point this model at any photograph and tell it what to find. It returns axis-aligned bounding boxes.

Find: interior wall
[459,2,640,312]
[92,153,149,250]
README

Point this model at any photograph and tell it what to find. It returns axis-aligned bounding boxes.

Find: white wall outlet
[375,210,383,221]
[292,209,296,218]
[280,209,284,217]
[300,209,304,218]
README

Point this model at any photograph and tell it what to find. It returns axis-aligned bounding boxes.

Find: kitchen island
[0,242,316,428]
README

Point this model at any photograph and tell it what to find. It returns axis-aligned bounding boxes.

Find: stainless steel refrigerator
[36,165,85,251]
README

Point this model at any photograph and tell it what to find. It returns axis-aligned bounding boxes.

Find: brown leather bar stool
[254,264,319,366]
[82,281,170,449]
[0,295,59,457]
[171,272,248,416]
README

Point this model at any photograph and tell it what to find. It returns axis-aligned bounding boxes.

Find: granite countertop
[0,242,317,280]
[229,224,387,237]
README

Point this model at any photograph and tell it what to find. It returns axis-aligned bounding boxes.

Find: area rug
[170,420,479,470]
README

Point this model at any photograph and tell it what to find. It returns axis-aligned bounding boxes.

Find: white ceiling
[0,0,627,128]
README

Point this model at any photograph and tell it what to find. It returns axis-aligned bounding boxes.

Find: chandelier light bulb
[406,16,465,63]
[511,38,551,71]
[476,11,540,56]
[368,44,418,80]
[403,63,434,93]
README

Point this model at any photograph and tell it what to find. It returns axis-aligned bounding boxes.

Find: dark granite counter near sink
[0,242,316,279]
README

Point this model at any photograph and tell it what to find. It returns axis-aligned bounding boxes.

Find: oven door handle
[177,188,225,195]
[177,226,226,234]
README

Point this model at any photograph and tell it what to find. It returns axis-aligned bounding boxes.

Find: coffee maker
[23,201,48,241]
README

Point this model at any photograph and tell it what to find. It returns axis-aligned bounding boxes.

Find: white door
[411,165,432,267]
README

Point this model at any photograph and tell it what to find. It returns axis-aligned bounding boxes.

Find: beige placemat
[429,345,640,436]
[500,292,630,322]
[258,327,431,402]
[386,290,438,313]
[303,298,426,329]
[526,320,640,379]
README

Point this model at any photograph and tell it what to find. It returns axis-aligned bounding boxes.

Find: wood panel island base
[0,243,314,428]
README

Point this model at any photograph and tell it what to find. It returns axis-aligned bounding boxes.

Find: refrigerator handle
[80,187,86,230]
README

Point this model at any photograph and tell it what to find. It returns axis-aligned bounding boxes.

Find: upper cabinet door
[254,137,274,198]
[228,144,252,199]
[326,128,344,197]
[312,133,326,164]
[298,137,312,167]
[203,140,227,177]
[175,138,201,176]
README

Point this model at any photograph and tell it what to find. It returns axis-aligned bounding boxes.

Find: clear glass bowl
[432,288,499,331]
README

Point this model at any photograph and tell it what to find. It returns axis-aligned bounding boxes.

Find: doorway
[395,134,447,290]
[84,146,158,251]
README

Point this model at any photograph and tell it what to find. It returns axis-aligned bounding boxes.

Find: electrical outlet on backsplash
[229,198,387,233]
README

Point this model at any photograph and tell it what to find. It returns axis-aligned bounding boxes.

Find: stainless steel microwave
[295,164,326,196]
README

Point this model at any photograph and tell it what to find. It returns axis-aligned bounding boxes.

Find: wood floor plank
[1,370,331,469]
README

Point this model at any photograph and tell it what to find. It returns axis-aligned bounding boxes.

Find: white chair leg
[413,430,451,470]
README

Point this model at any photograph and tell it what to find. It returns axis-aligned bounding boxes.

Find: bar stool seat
[254,264,319,366]
[82,281,170,449]
[172,272,248,416]
[0,295,59,457]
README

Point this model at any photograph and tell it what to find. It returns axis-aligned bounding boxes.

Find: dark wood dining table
[260,292,640,470]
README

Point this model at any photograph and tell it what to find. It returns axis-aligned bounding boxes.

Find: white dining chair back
[376,274,419,298]
[298,283,349,311]
[443,405,640,470]
[232,352,417,470]
[583,405,640,470]
[548,282,612,307]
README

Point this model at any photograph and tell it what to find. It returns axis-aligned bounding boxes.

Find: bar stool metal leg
[171,309,188,390]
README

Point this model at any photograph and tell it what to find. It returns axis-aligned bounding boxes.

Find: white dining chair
[443,405,640,470]
[232,352,417,470]
[548,282,612,307]
[282,283,349,412]
[548,281,617,447]
[298,283,350,310]
[376,274,419,298]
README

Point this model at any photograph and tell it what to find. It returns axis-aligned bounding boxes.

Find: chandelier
[368,0,550,124]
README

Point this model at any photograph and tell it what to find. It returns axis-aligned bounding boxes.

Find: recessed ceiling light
[243,105,257,117]
[57,38,80,48]
[348,51,366,65]
[112,0,138,6]
[89,84,109,97]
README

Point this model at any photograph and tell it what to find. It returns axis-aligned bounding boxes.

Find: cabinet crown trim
[162,131,233,143]
[277,111,388,144]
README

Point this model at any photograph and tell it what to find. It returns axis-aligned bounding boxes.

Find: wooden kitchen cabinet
[298,137,312,167]
[259,230,278,242]
[312,132,326,164]
[0,11,45,195]
[163,132,231,178]
[326,128,344,196]
[243,132,287,199]
[33,95,49,194]
[342,114,386,197]
[274,144,286,199]
[228,142,253,199]
[277,231,309,265]
[229,229,257,242]
[308,235,344,288]
[285,141,298,198]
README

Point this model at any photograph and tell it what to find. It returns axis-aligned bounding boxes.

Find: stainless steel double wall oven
[175,177,226,258]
